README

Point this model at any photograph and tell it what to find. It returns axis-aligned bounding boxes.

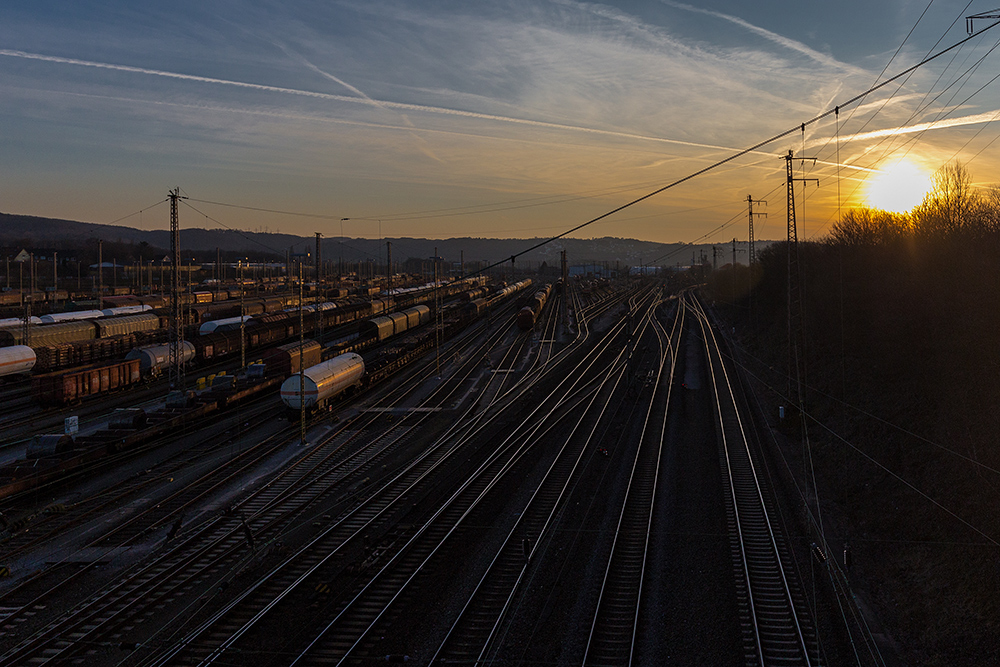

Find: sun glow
[864,160,932,213]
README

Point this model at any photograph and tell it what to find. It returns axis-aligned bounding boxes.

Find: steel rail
[429,289,665,666]
[582,291,680,666]
[287,293,647,666]
[689,291,814,666]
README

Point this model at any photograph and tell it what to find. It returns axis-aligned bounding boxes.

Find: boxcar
[260,339,322,377]
[94,313,161,338]
[32,358,142,406]
[0,320,98,348]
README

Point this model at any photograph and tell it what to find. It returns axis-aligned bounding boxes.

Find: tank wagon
[280,352,365,412]
[516,284,552,330]
[0,345,37,378]
[126,341,197,375]
[490,279,532,304]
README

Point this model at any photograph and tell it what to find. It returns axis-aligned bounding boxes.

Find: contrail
[0,48,754,154]
[819,109,1000,143]
[659,0,869,76]
[293,53,445,162]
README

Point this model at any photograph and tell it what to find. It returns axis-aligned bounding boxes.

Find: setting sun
[864,160,932,213]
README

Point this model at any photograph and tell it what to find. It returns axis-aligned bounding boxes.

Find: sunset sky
[2,1,1000,247]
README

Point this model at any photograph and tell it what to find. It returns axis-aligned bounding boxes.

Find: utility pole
[561,250,569,329]
[315,232,322,290]
[53,252,58,306]
[731,238,745,267]
[967,9,1000,33]
[299,261,306,444]
[239,260,246,371]
[23,254,33,347]
[747,194,767,266]
[98,239,103,311]
[434,247,441,377]
[168,187,186,391]
[784,149,819,399]
[386,241,393,305]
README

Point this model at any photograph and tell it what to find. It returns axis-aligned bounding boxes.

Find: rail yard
[0,272,872,666]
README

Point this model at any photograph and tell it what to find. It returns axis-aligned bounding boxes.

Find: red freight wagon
[260,339,322,377]
[32,358,142,406]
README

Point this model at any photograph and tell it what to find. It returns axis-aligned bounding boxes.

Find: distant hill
[0,211,770,269]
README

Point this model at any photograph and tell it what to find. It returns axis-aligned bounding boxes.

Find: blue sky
[2,1,999,245]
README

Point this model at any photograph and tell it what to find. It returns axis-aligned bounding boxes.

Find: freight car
[94,313,160,338]
[0,317,42,327]
[463,298,488,319]
[359,305,432,342]
[126,341,197,375]
[33,334,142,373]
[199,316,251,335]
[516,284,552,330]
[459,287,488,302]
[280,352,365,412]
[100,305,153,317]
[39,310,104,324]
[259,339,322,377]
[0,345,36,378]
[0,320,98,347]
[0,312,161,348]
[32,357,142,406]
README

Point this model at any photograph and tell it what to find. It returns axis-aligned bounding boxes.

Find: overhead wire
[169,18,998,277]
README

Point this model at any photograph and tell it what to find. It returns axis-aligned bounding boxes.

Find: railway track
[430,289,670,666]
[581,293,681,666]
[134,283,638,665]
[0,280,587,665]
[689,292,819,666]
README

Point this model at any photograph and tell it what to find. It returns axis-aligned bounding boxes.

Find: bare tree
[913,161,982,237]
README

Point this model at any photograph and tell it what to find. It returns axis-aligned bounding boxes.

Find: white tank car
[280,352,365,411]
[0,345,37,378]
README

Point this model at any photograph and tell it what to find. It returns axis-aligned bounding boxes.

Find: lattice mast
[168,188,186,390]
[784,150,818,399]
[747,194,767,266]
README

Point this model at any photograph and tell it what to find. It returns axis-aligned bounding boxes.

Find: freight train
[516,284,552,330]
[359,305,432,341]
[1,277,493,383]
[0,312,160,348]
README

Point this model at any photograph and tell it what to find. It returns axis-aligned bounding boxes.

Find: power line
[173,23,998,278]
